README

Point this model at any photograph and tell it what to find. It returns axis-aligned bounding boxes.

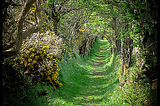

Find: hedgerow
[10,32,65,89]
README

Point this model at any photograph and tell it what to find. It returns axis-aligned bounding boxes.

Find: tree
[106,0,158,81]
[42,0,83,36]
[3,0,43,57]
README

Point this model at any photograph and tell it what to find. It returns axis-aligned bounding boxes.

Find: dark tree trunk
[53,17,60,36]
[79,39,87,57]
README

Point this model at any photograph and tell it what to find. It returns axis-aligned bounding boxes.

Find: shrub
[11,41,63,89]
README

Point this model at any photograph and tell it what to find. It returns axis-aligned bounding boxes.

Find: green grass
[24,38,151,106]
[44,38,121,106]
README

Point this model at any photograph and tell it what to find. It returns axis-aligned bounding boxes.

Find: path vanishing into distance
[51,39,121,105]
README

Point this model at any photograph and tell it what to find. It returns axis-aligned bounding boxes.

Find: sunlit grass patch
[47,38,120,105]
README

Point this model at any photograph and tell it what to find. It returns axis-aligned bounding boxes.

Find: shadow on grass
[48,39,120,105]
[73,52,119,105]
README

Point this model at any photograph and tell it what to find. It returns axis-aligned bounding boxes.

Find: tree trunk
[53,18,59,36]
[121,38,124,74]
[16,0,36,51]
[3,0,38,57]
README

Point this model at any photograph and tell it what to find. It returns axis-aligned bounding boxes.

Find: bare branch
[25,20,36,25]
[3,40,16,50]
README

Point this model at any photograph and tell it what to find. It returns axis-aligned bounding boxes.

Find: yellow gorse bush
[9,31,65,89]
[19,43,63,88]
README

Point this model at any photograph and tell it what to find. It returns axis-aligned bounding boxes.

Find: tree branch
[22,25,41,39]
[106,0,122,8]
[16,0,36,51]
[25,19,36,25]
[3,40,16,50]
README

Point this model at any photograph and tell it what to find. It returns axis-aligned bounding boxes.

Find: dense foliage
[2,0,157,105]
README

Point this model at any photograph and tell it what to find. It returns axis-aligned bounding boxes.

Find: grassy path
[47,39,120,105]
[78,46,111,105]
[25,39,153,106]
[76,41,119,106]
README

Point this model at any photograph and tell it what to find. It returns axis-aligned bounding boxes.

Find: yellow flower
[49,53,53,55]
[41,30,44,33]
[39,50,42,54]
[42,46,49,50]
[55,71,58,75]
[30,10,35,13]
[32,60,36,65]
[57,68,60,71]
[46,54,50,57]
[35,56,39,60]
[46,46,49,49]
[59,83,63,87]
[43,50,46,55]
[20,61,23,64]
[24,61,27,66]
[40,72,44,77]
[28,58,32,62]
[42,64,45,67]
[42,46,45,50]
[32,48,36,52]
[31,53,34,57]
